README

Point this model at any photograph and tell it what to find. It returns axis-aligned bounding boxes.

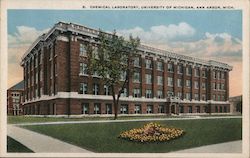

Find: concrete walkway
[7,125,92,153]
[13,115,242,126]
[173,140,242,153]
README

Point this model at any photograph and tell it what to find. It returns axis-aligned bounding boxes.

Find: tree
[86,30,140,119]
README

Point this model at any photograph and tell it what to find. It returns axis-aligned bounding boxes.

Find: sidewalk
[173,140,242,153]
[7,125,92,153]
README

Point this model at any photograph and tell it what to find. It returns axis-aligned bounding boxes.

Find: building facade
[7,81,24,115]
[229,95,242,113]
[21,22,232,115]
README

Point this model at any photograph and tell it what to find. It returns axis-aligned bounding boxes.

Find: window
[217,83,220,90]
[215,106,218,112]
[104,85,110,95]
[218,95,220,101]
[186,80,191,88]
[202,70,207,78]
[80,43,87,56]
[224,106,227,112]
[202,94,206,101]
[195,68,200,77]
[35,72,38,84]
[94,103,101,114]
[157,90,163,99]
[177,79,183,87]
[221,72,225,79]
[157,61,163,71]
[147,105,153,114]
[179,106,184,113]
[221,95,225,101]
[221,83,225,90]
[219,106,223,113]
[188,106,192,113]
[213,94,216,101]
[158,105,164,113]
[80,63,87,75]
[168,77,173,87]
[194,81,199,89]
[177,92,182,99]
[157,76,163,85]
[167,90,174,97]
[134,105,141,114]
[168,63,174,72]
[217,72,221,79]
[93,83,99,95]
[133,57,140,67]
[186,66,192,76]
[204,106,208,113]
[196,106,200,113]
[145,59,152,69]
[145,89,152,98]
[194,93,199,100]
[133,72,140,83]
[212,83,216,90]
[133,88,141,98]
[145,74,152,84]
[80,83,88,94]
[202,83,206,90]
[106,104,112,114]
[82,103,89,114]
[186,93,191,100]
[121,88,128,97]
[120,104,128,114]
[177,65,183,74]
[213,71,217,79]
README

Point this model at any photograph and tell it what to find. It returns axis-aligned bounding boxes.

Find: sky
[7,10,242,97]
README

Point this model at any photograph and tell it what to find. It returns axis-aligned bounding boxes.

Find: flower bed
[119,122,184,143]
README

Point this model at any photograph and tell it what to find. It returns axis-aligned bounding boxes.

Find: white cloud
[117,22,196,42]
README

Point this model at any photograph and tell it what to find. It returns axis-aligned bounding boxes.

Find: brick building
[7,81,24,115]
[21,22,232,115]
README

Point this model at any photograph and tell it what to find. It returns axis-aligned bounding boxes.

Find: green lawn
[8,114,240,124]
[7,136,33,153]
[23,118,242,153]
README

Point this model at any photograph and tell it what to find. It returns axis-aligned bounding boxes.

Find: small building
[7,81,24,115]
[229,95,242,113]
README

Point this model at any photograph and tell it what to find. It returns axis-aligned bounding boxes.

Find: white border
[1,0,249,158]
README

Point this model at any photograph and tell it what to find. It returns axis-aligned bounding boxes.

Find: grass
[23,118,242,153]
[8,114,241,124]
[7,136,33,153]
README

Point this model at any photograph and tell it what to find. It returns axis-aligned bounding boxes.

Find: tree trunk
[113,99,118,120]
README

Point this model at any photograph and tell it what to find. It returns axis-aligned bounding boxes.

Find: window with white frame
[79,43,87,56]
[221,95,225,101]
[133,57,140,67]
[157,76,163,85]
[213,94,216,101]
[157,90,163,99]
[213,71,217,79]
[80,63,88,75]
[217,83,220,90]
[194,93,199,100]
[202,83,206,90]
[202,94,206,101]
[221,83,225,90]
[177,92,182,99]
[168,63,174,72]
[221,72,225,79]
[186,79,191,88]
[133,72,140,83]
[145,89,152,98]
[177,65,183,74]
[168,77,173,87]
[145,59,152,69]
[218,95,221,101]
[134,105,141,114]
[177,79,183,87]
[82,103,89,114]
[133,88,141,98]
[146,105,153,114]
[195,68,200,77]
[104,85,110,95]
[186,93,191,100]
[145,74,152,84]
[94,103,101,114]
[202,70,207,78]
[158,105,164,113]
[157,61,163,71]
[217,72,221,79]
[186,66,192,76]
[93,83,99,95]
[121,88,128,97]
[120,104,128,114]
[80,83,88,94]
[194,81,199,89]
